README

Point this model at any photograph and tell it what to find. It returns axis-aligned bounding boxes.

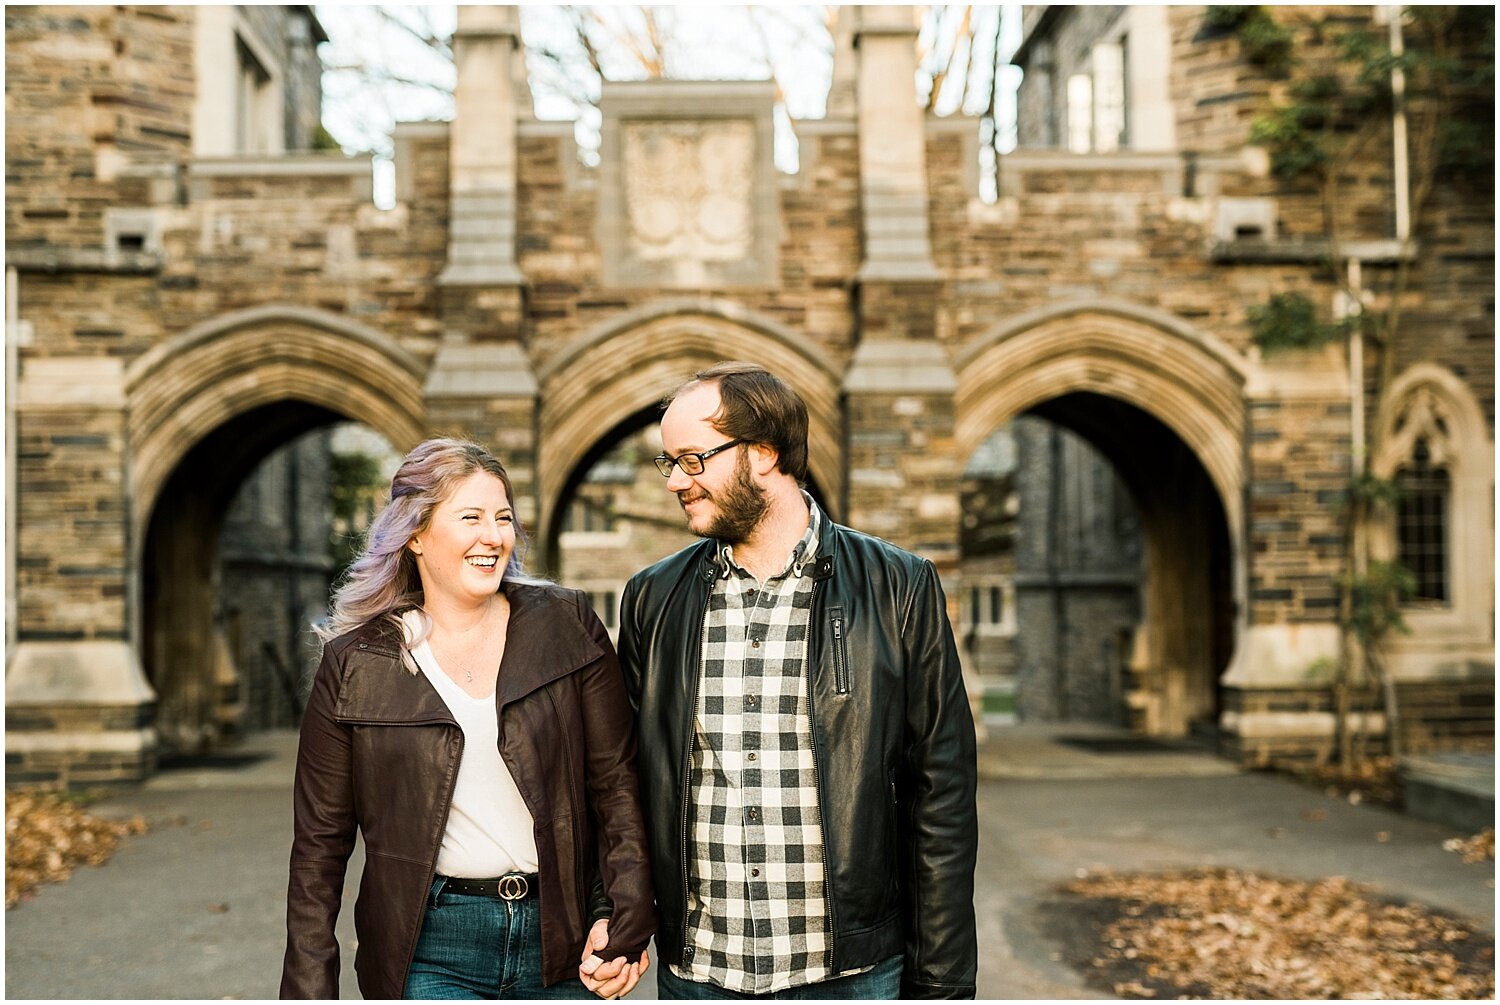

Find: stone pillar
[826,7,858,119]
[852,5,938,284]
[6,354,156,788]
[843,342,970,733]
[439,5,526,289]
[423,338,540,548]
[429,6,537,538]
[844,4,955,557]
[844,9,972,731]
[1220,343,1362,765]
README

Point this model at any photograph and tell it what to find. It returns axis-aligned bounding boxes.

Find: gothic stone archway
[956,301,1248,736]
[125,305,427,750]
[535,301,845,552]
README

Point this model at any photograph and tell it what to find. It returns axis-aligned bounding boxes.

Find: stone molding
[958,297,1250,383]
[956,311,1246,524]
[18,357,127,410]
[1244,342,1350,400]
[424,338,538,398]
[127,303,425,388]
[189,154,372,177]
[1220,622,1341,689]
[9,247,161,275]
[999,147,1250,197]
[537,297,840,385]
[1210,237,1416,265]
[843,339,957,394]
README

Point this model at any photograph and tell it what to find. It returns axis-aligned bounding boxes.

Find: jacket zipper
[830,606,849,695]
[679,589,710,970]
[803,579,837,974]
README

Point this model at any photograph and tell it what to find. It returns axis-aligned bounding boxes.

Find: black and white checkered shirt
[672,499,862,993]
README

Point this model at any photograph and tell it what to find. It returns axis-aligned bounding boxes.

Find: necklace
[429,597,508,689]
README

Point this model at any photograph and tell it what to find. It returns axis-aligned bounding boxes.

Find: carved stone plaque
[597,81,779,288]
[623,121,754,279]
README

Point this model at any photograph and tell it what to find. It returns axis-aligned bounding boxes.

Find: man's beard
[681,450,769,545]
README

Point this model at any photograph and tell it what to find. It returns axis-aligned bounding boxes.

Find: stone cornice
[8,247,161,275]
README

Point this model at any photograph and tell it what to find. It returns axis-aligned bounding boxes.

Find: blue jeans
[404,877,594,1000]
[656,956,903,1000]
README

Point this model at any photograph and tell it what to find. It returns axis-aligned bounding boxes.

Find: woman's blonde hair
[317,438,540,661]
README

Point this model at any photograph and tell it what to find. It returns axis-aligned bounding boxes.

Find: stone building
[5,5,1493,786]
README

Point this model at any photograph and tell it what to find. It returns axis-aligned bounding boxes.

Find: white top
[403,611,538,878]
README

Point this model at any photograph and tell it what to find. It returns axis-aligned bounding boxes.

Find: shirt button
[751,867,760,878]
[747,752,757,762]
[747,807,759,820]
[745,694,758,707]
[750,639,760,648]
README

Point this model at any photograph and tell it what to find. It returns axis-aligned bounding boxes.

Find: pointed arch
[956,300,1247,537]
[536,302,843,543]
[956,301,1251,735]
[1371,363,1494,676]
[125,304,427,535]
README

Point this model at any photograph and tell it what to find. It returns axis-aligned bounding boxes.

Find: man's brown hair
[670,361,809,483]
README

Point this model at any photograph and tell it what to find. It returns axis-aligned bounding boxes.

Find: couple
[280,363,978,1001]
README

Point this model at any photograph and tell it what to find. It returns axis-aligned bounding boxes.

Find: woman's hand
[578,918,650,999]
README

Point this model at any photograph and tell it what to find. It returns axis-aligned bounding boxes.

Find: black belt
[439,873,537,901]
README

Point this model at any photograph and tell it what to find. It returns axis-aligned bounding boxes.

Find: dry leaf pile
[1064,868,1494,999]
[5,792,147,908]
[1296,756,1403,808]
[1444,828,1496,864]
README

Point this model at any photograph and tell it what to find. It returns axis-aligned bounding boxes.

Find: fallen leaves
[1060,868,1494,999]
[1443,828,1496,864]
[1295,756,1403,808]
[5,792,147,908]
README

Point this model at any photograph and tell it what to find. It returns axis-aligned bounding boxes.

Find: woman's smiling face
[409,470,515,607]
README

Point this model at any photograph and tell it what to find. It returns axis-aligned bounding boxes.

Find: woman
[281,438,653,1000]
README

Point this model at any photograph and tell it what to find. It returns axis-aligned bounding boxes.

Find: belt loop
[429,875,448,909]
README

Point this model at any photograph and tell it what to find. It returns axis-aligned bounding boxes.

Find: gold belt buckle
[499,874,528,900]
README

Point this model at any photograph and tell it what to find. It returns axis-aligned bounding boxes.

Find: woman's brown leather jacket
[281,582,655,999]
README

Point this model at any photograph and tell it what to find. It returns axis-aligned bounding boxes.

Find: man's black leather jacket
[618,515,978,999]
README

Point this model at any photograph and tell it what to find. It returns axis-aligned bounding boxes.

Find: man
[617,361,978,1000]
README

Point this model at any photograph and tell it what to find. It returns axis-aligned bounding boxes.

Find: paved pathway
[6,726,1492,999]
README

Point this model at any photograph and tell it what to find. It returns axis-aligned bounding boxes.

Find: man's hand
[578,918,650,999]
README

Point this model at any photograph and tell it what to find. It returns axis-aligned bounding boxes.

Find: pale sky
[315,5,1023,206]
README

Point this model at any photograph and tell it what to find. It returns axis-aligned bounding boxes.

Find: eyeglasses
[653,439,745,477]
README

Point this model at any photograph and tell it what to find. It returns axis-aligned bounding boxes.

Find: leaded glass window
[1396,439,1450,603]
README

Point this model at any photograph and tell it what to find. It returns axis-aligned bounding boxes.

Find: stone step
[1400,752,1495,833]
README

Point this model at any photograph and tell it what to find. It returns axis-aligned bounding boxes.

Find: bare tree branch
[375,5,451,60]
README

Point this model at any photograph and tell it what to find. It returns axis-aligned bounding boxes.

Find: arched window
[1395,438,1451,604]
[1372,365,1493,679]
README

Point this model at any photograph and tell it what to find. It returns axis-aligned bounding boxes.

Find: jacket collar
[333,581,604,724]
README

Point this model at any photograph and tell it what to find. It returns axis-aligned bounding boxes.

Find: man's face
[660,382,769,544]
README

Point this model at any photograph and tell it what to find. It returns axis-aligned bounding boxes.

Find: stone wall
[5,4,1492,783]
[5,5,195,250]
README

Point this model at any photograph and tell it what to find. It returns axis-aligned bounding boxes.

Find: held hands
[578,918,650,1000]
